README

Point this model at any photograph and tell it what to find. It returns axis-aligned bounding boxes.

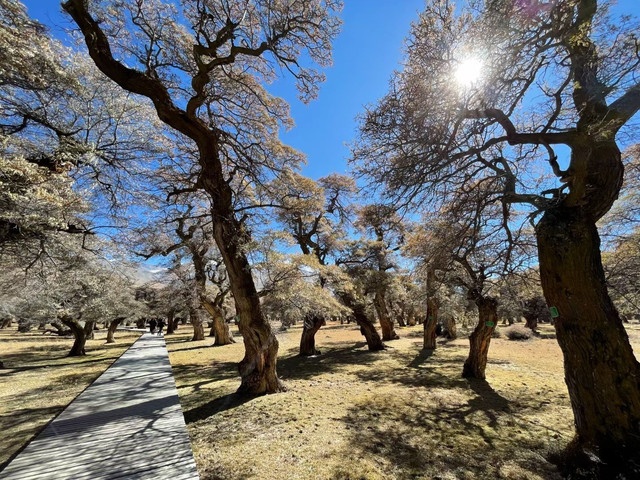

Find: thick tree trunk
[210,210,283,394]
[537,207,640,466]
[423,266,439,347]
[190,308,205,341]
[61,316,88,357]
[299,315,326,356]
[106,317,125,343]
[338,292,385,351]
[462,296,498,379]
[524,315,538,332]
[374,290,398,341]
[83,321,96,341]
[442,315,457,340]
[423,297,439,350]
[203,299,235,345]
[166,311,176,334]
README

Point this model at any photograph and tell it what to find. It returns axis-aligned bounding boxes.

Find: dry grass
[0,326,141,470]
[4,321,640,479]
[167,322,640,480]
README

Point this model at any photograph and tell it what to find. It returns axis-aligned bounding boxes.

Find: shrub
[503,324,533,341]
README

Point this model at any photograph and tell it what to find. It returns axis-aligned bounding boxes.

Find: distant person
[149,318,157,334]
[157,319,166,336]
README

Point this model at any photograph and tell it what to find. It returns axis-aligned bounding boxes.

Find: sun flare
[454,58,483,87]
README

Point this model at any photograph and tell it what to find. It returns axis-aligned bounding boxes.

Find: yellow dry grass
[0,326,140,470]
[167,322,640,480]
[3,321,640,479]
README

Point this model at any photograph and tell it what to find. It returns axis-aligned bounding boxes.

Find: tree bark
[203,300,235,346]
[166,311,176,334]
[299,315,326,356]
[106,317,125,344]
[442,315,457,340]
[423,266,439,349]
[190,308,205,341]
[423,297,439,350]
[338,292,385,351]
[61,316,88,357]
[462,296,498,379]
[537,207,640,463]
[83,321,96,340]
[374,290,399,341]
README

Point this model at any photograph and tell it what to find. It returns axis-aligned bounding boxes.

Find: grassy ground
[3,322,640,479]
[166,322,640,480]
[0,326,141,470]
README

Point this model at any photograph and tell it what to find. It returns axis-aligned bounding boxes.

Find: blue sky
[22,0,640,183]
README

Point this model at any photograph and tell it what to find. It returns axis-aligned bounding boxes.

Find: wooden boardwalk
[0,333,199,480]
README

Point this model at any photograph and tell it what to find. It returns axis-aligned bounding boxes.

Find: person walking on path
[149,318,157,334]
[157,319,166,336]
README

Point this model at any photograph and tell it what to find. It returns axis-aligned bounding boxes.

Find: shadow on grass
[340,375,556,479]
[171,361,239,393]
[183,392,258,424]
[0,406,63,472]
[277,342,386,381]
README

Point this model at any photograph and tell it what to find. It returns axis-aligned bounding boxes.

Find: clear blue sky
[22,0,640,182]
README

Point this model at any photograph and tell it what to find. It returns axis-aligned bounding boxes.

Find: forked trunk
[190,308,205,341]
[106,317,125,343]
[61,316,88,357]
[537,208,640,466]
[202,299,235,345]
[423,297,439,350]
[462,296,497,379]
[374,290,398,340]
[299,315,326,356]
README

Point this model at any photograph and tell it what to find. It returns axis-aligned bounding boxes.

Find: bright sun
[454,58,483,87]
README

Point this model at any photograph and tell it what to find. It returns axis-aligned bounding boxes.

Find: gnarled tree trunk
[462,296,498,379]
[442,315,457,340]
[299,315,326,356]
[60,316,88,357]
[423,297,439,350]
[423,266,439,349]
[211,209,283,394]
[63,0,283,395]
[203,299,234,345]
[538,206,640,468]
[338,292,384,351]
[189,308,205,341]
[374,290,398,341]
[166,311,176,334]
[106,317,125,343]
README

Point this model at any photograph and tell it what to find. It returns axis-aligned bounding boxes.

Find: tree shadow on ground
[0,405,63,472]
[183,392,258,424]
[171,361,239,394]
[341,375,560,480]
[277,342,385,381]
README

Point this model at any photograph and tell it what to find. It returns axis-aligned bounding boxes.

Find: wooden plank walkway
[0,333,199,480]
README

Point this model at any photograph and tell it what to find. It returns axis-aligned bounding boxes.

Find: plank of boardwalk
[0,333,199,480]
